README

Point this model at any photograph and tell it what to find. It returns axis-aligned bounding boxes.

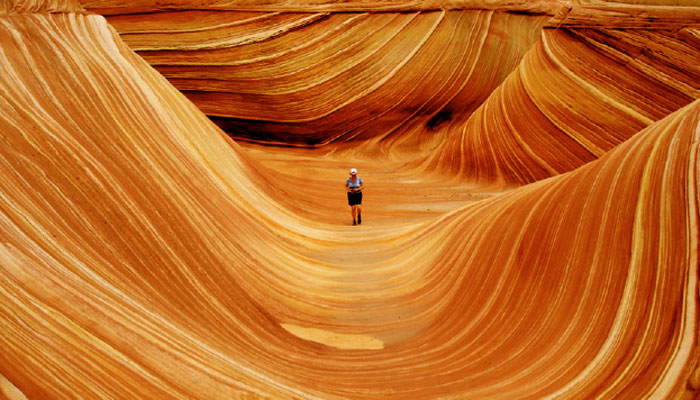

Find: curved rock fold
[0,3,699,399]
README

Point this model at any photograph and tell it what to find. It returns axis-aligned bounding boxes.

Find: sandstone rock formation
[98,8,549,149]
[427,25,700,184]
[0,1,699,399]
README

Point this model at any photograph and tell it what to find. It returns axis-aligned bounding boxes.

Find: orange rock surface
[0,1,699,399]
[102,9,548,148]
[427,26,700,184]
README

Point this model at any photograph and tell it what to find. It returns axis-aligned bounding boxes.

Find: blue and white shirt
[346,177,363,189]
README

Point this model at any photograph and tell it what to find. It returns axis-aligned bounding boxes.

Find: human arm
[350,179,364,193]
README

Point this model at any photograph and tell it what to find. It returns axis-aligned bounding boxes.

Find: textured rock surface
[0,0,82,13]
[101,9,549,148]
[84,1,700,157]
[0,2,699,400]
[426,26,700,184]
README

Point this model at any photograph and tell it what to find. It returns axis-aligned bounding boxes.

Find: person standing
[345,168,363,225]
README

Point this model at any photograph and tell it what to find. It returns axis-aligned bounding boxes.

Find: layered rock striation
[99,8,549,148]
[0,1,699,399]
[426,25,700,184]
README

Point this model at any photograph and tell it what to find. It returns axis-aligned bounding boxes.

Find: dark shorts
[347,191,362,206]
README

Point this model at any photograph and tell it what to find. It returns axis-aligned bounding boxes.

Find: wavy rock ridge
[91,2,700,158]
[103,9,548,149]
[0,2,699,400]
[427,25,700,184]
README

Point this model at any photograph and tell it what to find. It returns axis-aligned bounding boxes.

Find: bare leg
[356,205,362,224]
[351,206,357,223]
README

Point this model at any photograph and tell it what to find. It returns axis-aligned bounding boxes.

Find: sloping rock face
[0,0,82,13]
[427,26,700,184]
[0,1,699,400]
[96,8,550,148]
[82,1,700,160]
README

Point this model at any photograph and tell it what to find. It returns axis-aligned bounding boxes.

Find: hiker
[345,168,363,225]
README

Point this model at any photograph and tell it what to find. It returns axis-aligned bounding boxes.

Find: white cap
[349,168,357,175]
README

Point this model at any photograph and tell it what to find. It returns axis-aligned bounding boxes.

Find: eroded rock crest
[0,1,699,399]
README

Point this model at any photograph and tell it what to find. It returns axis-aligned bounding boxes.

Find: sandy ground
[237,142,516,349]
[239,142,511,227]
